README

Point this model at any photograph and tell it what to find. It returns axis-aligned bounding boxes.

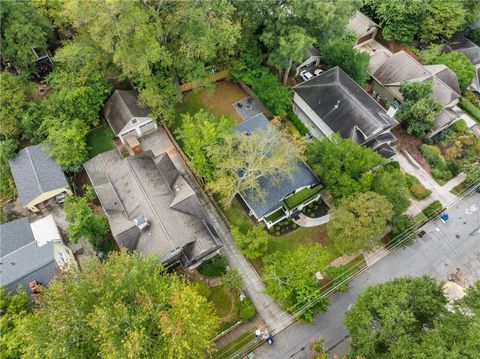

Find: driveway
[253,190,480,359]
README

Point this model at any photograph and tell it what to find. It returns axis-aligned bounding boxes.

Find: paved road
[253,191,480,359]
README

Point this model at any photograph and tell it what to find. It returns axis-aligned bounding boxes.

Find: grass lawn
[86,121,115,158]
[173,80,247,133]
[284,184,323,210]
[451,180,468,196]
[192,281,234,319]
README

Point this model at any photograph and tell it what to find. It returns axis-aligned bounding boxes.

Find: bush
[431,167,453,182]
[410,183,431,200]
[422,200,443,218]
[405,173,420,188]
[390,214,415,247]
[199,256,227,278]
[465,91,480,107]
[469,29,480,45]
[452,119,468,133]
[459,98,480,123]
[288,111,308,136]
[324,265,354,292]
[420,144,443,166]
[238,298,256,321]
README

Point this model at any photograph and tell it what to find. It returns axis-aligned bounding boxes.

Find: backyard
[86,120,115,158]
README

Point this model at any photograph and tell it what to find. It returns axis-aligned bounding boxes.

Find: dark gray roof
[446,33,480,66]
[235,115,320,219]
[0,218,57,294]
[347,11,379,37]
[103,90,151,135]
[294,67,397,144]
[9,144,68,206]
[84,150,221,268]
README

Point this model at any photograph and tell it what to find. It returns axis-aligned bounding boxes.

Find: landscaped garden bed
[267,217,299,236]
[301,199,329,218]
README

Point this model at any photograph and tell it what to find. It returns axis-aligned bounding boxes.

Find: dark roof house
[235,114,321,227]
[347,11,380,45]
[9,144,71,212]
[84,149,222,269]
[293,66,398,158]
[445,33,480,93]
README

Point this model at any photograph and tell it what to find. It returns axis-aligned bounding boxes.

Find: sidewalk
[293,213,330,227]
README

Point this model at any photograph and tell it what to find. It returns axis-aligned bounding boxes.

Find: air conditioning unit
[134,215,150,231]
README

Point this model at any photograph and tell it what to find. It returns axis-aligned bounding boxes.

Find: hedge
[459,98,480,123]
[288,111,308,135]
[422,200,443,218]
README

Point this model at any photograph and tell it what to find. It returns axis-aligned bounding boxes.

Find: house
[445,33,480,93]
[370,50,462,137]
[295,47,322,77]
[9,144,71,212]
[0,216,75,294]
[347,10,380,45]
[84,149,222,269]
[103,90,157,144]
[293,66,399,159]
[235,114,322,228]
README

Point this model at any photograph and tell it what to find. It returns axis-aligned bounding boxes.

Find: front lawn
[86,121,115,158]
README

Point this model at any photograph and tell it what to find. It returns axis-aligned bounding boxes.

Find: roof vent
[173,184,180,192]
[134,215,150,231]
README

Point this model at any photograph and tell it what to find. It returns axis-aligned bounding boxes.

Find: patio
[233,97,262,121]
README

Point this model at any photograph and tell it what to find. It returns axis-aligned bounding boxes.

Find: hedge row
[422,200,443,218]
[459,98,480,123]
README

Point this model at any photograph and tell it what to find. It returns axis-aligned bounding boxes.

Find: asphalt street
[252,191,480,359]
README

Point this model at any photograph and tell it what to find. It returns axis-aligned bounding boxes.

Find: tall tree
[0,139,19,201]
[0,73,31,139]
[15,251,218,358]
[327,191,394,254]
[208,123,304,207]
[231,225,269,260]
[0,0,52,72]
[370,164,411,215]
[435,51,476,91]
[263,244,332,322]
[420,0,467,42]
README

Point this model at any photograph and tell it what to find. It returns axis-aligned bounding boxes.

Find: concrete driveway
[253,190,480,359]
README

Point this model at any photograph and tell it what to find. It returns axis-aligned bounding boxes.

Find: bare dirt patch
[393,126,432,174]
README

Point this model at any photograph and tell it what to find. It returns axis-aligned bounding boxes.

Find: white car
[314,69,324,76]
[300,70,314,81]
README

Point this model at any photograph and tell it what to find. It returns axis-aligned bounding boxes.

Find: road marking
[465,204,478,215]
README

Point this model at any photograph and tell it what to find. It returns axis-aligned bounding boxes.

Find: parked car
[313,69,324,76]
[300,70,314,81]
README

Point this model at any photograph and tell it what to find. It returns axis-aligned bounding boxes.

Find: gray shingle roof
[347,11,379,37]
[235,115,320,219]
[294,67,397,143]
[9,144,69,206]
[0,218,57,294]
[446,33,480,66]
[103,90,151,135]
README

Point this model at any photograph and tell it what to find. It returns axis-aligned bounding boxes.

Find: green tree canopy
[320,40,370,87]
[14,251,218,358]
[263,244,332,322]
[231,225,269,260]
[370,164,411,215]
[327,191,394,254]
[0,139,19,201]
[435,51,476,91]
[0,73,32,139]
[344,277,480,358]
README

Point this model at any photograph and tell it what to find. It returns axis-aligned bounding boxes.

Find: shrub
[422,200,443,218]
[452,119,468,133]
[405,173,420,188]
[431,167,453,182]
[469,29,480,45]
[420,144,443,166]
[390,214,415,247]
[288,111,308,136]
[410,183,431,200]
[238,298,256,321]
[464,91,480,107]
[199,256,227,278]
[459,98,480,123]
[324,265,353,292]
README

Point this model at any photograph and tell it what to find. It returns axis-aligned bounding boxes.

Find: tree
[177,110,234,181]
[0,139,19,201]
[0,288,32,359]
[320,40,370,87]
[263,244,332,322]
[370,164,411,215]
[463,162,480,185]
[344,277,480,358]
[435,51,476,91]
[222,268,243,294]
[45,119,89,172]
[0,73,31,139]
[15,251,218,358]
[231,225,269,260]
[0,1,52,72]
[208,124,304,207]
[306,135,386,200]
[389,214,415,247]
[395,81,443,138]
[327,192,394,254]
[418,44,443,65]
[420,0,467,42]
[64,195,111,248]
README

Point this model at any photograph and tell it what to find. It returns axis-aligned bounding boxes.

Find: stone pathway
[293,213,330,227]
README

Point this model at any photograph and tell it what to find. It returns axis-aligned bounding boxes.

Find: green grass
[222,199,255,234]
[192,281,233,320]
[211,329,257,359]
[173,91,204,132]
[86,121,115,158]
[451,180,468,196]
[264,208,286,223]
[284,184,323,210]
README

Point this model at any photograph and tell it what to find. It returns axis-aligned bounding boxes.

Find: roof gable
[347,10,379,37]
[0,217,35,256]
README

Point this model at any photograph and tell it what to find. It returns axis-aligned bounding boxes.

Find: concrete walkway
[293,213,330,227]
[395,150,463,216]
[140,129,294,335]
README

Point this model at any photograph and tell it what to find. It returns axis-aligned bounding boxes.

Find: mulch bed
[301,200,329,218]
[393,126,432,174]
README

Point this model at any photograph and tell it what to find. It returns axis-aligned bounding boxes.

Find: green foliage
[177,110,234,181]
[370,165,411,215]
[222,268,243,294]
[0,288,32,359]
[15,251,218,358]
[420,0,467,42]
[390,214,415,247]
[288,111,308,136]
[459,97,480,123]
[327,192,394,254]
[263,244,332,322]
[306,135,386,200]
[324,265,353,292]
[231,225,269,260]
[420,144,453,182]
[0,1,52,72]
[399,81,433,102]
[464,91,480,107]
[0,139,19,201]
[469,28,480,46]
[199,256,228,278]
[418,44,443,65]
[435,51,476,91]
[452,119,468,133]
[0,73,31,139]
[463,162,480,185]
[320,39,370,87]
[64,194,111,248]
[422,200,443,218]
[21,101,49,144]
[238,298,256,321]
[410,183,431,200]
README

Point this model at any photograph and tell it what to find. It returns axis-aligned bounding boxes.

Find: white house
[103,90,157,144]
